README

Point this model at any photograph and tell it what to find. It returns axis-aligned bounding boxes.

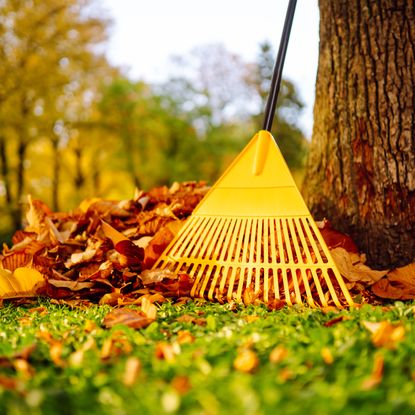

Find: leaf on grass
[123,356,141,386]
[331,247,388,284]
[269,345,289,364]
[177,330,195,345]
[141,296,157,320]
[171,375,191,395]
[100,330,133,360]
[243,286,261,306]
[37,330,65,367]
[0,267,44,299]
[0,344,36,368]
[233,348,259,373]
[102,308,155,329]
[324,316,351,327]
[69,337,96,368]
[155,342,180,362]
[175,314,207,326]
[0,375,19,390]
[372,263,415,300]
[362,321,405,349]
[362,352,384,390]
[153,273,194,298]
[321,347,334,364]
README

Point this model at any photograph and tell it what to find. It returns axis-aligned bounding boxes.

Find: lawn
[1,299,415,415]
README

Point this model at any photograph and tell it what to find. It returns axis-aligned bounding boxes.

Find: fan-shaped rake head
[154,214,353,307]
[153,131,354,308]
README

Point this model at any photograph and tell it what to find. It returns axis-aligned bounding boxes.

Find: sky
[100,0,320,137]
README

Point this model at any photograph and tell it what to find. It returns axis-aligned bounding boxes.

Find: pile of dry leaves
[0,181,414,307]
[0,182,208,306]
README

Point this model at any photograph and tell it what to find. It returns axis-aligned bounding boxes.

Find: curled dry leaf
[372,263,415,300]
[102,308,155,330]
[363,320,405,349]
[330,247,388,285]
[140,269,176,285]
[65,248,97,268]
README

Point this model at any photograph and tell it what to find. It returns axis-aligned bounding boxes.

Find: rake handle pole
[262,0,297,133]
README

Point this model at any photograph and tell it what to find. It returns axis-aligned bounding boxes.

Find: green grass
[1,299,415,415]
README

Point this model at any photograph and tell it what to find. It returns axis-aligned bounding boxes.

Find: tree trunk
[51,138,60,211]
[0,135,13,206]
[303,0,415,268]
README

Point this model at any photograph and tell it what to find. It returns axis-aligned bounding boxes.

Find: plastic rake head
[153,131,354,308]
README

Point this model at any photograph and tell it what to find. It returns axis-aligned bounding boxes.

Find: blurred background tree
[0,0,308,242]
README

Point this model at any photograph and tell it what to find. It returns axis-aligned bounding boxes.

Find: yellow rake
[153,0,354,308]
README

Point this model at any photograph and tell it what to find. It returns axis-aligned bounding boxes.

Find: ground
[1,299,415,415]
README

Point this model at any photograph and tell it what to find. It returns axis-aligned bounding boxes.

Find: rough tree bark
[303,0,415,268]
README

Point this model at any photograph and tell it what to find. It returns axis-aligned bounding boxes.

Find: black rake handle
[262,0,297,133]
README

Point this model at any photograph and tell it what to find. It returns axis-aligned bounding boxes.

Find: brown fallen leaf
[317,219,358,253]
[324,316,351,327]
[0,375,19,390]
[330,247,388,284]
[102,308,155,330]
[171,375,191,395]
[233,348,259,373]
[362,320,405,349]
[143,220,182,269]
[372,263,415,300]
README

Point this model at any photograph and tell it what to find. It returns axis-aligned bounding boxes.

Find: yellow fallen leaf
[233,348,259,373]
[363,321,405,349]
[0,267,44,299]
[321,347,334,365]
[78,197,102,213]
[177,330,195,345]
[101,220,128,244]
